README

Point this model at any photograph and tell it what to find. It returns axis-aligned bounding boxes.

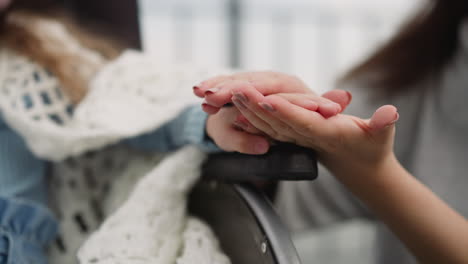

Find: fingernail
[384,112,399,128]
[324,102,341,114]
[193,86,200,91]
[259,102,276,112]
[390,112,399,124]
[254,141,269,154]
[202,99,210,108]
[205,86,221,95]
[232,98,247,109]
[233,92,248,103]
[345,91,352,102]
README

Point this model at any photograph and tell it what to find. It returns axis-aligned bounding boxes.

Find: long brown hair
[0,0,122,103]
[340,0,468,95]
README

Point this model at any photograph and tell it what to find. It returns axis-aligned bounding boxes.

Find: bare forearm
[334,155,468,264]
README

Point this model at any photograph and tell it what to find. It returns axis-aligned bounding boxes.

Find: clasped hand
[195,71,399,176]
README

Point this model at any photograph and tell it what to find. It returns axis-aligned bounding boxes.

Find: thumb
[369,105,399,141]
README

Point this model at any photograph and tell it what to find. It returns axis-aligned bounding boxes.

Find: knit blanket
[0,46,230,263]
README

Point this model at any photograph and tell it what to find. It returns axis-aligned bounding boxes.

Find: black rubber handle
[202,142,318,182]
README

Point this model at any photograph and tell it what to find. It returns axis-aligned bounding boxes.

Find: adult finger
[322,90,352,112]
[273,93,341,118]
[272,93,319,111]
[203,72,314,107]
[231,96,277,139]
[231,87,302,141]
[232,71,312,95]
[259,94,331,138]
[202,100,221,114]
[234,114,264,135]
[194,75,232,97]
[204,80,252,108]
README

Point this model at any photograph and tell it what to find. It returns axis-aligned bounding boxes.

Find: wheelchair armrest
[201,142,318,182]
[188,182,302,264]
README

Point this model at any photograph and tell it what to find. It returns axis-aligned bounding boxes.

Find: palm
[260,96,398,164]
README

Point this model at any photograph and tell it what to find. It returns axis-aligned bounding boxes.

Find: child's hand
[205,106,270,155]
[228,85,399,179]
[194,71,351,118]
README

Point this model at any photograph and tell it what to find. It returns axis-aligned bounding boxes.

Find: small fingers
[233,133,270,155]
[234,114,264,135]
[260,94,330,138]
[197,71,313,102]
[231,87,302,141]
[273,93,341,118]
[232,95,277,138]
[232,71,312,95]
[271,94,319,111]
[206,107,270,154]
[322,90,352,112]
[218,129,270,155]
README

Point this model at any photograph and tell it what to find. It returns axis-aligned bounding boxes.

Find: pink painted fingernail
[390,112,399,124]
[254,141,269,154]
[259,102,276,112]
[202,99,211,108]
[232,98,247,109]
[233,92,248,103]
[345,91,352,103]
[384,112,400,128]
[205,87,221,95]
[193,86,200,91]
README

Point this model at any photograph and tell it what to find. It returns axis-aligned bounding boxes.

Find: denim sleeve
[0,198,58,264]
[0,118,48,204]
[0,116,57,264]
[125,105,221,152]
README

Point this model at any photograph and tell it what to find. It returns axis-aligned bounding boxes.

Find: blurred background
[138,0,422,263]
[139,0,421,93]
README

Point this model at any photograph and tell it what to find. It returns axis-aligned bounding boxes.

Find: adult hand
[228,85,399,176]
[194,71,351,118]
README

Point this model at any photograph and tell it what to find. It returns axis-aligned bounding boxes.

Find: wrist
[325,151,402,191]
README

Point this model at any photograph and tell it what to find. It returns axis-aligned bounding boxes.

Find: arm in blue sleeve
[125,105,221,152]
[0,118,48,204]
[0,117,58,263]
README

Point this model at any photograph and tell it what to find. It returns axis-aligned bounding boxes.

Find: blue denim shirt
[0,105,218,263]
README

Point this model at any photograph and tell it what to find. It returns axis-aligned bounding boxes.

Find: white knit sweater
[0,17,230,264]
